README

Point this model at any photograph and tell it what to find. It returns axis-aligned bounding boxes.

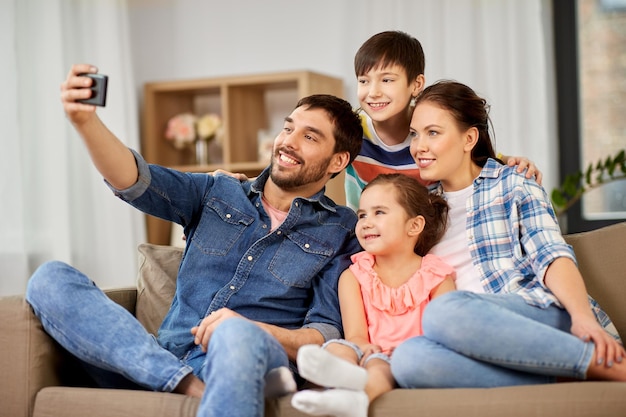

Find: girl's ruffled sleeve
[420,254,456,294]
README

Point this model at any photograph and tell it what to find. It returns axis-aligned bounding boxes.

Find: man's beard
[269,153,333,190]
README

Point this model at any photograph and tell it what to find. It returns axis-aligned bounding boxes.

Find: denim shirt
[109,150,360,359]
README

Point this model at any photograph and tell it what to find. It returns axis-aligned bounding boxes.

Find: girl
[391,80,625,389]
[291,173,456,417]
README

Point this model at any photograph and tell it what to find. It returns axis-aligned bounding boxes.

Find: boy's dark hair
[364,173,448,256]
[295,95,363,170]
[354,31,425,82]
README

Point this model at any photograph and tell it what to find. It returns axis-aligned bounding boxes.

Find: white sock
[296,344,367,390]
[264,366,297,398]
[291,389,368,417]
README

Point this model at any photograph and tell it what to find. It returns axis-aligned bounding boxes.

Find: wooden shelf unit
[141,71,347,245]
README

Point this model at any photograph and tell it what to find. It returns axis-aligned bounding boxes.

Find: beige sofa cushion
[31,382,626,417]
[136,243,182,335]
[34,387,199,417]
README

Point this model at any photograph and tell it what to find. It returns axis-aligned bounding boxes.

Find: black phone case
[77,74,108,107]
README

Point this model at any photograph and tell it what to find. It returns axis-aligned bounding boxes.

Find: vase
[195,138,210,165]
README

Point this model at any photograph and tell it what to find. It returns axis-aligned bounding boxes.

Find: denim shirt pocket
[269,230,334,288]
[191,197,255,256]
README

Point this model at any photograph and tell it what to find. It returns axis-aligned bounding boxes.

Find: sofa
[2,222,626,417]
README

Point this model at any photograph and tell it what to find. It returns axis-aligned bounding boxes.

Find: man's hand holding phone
[77,73,108,107]
[60,65,108,126]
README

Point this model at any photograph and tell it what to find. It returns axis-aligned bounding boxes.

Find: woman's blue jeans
[26,261,289,417]
[391,291,595,388]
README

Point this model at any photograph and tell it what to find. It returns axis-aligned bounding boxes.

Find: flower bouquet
[197,113,222,142]
[195,113,223,164]
[164,112,223,164]
[164,113,197,149]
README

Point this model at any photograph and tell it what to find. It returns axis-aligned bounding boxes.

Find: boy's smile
[357,64,415,122]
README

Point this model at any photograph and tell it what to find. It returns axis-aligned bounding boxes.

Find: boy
[345,31,541,210]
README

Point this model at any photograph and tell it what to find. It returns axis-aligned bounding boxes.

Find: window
[553,0,626,233]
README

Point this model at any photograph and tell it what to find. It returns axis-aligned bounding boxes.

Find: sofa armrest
[105,287,138,316]
[0,295,65,417]
[0,288,139,417]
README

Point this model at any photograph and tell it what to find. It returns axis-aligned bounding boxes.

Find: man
[26,64,363,417]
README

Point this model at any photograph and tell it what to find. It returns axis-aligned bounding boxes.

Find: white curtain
[0,0,144,296]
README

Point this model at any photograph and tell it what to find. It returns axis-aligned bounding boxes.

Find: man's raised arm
[61,64,138,189]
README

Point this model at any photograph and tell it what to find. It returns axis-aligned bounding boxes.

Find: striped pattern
[344,112,428,211]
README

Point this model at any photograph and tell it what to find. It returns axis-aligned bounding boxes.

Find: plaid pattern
[433,159,621,342]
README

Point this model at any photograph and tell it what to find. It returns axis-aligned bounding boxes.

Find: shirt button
[277,231,282,235]
[229,285,235,290]
[226,214,232,218]
[262,224,267,229]
[247,255,253,261]
[304,243,310,249]
[295,202,299,207]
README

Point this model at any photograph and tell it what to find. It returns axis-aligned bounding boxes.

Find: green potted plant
[551,149,626,217]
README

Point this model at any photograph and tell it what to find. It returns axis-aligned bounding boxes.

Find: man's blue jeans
[391,291,595,388]
[26,261,289,417]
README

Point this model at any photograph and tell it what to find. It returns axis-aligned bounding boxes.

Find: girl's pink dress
[349,251,455,355]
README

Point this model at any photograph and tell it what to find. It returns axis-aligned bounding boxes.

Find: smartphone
[77,73,108,107]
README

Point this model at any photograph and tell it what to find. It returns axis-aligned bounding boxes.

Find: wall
[127,0,558,193]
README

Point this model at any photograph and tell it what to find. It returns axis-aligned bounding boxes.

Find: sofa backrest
[134,222,626,341]
[563,222,626,340]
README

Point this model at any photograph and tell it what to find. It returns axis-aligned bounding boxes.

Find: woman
[390,80,625,388]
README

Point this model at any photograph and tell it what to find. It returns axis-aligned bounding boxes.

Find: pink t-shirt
[261,196,287,231]
[349,252,455,355]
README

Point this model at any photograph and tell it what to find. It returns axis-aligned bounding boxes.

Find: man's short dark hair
[295,94,363,167]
